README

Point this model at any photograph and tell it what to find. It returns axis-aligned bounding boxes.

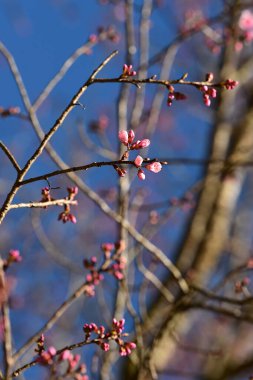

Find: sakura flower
[145,162,162,173]
[134,155,143,167]
[137,169,145,180]
[224,79,239,90]
[238,9,253,41]
[131,139,150,150]
[9,250,22,263]
[118,130,129,145]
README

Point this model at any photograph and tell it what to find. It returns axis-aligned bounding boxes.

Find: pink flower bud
[208,88,217,98]
[48,347,57,356]
[68,214,77,224]
[9,250,22,262]
[128,129,135,144]
[137,169,145,180]
[145,162,162,173]
[136,139,150,149]
[203,94,211,107]
[201,85,208,92]
[134,155,143,167]
[101,342,110,351]
[118,130,129,145]
[59,350,72,361]
[224,79,239,90]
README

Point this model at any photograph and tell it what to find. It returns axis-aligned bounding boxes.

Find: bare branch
[0,141,21,173]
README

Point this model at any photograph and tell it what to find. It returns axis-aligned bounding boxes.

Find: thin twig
[0,259,13,378]
[0,141,21,172]
[8,199,77,209]
[18,158,160,186]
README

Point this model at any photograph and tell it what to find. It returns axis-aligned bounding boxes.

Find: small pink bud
[201,85,208,92]
[101,342,110,351]
[134,155,143,167]
[48,347,57,356]
[137,169,145,180]
[203,94,211,107]
[60,350,72,361]
[208,88,217,98]
[9,250,22,262]
[136,139,150,149]
[224,79,239,90]
[118,130,129,145]
[128,130,135,144]
[145,162,162,173]
[69,214,77,224]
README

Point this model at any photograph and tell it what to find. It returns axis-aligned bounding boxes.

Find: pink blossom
[134,155,143,167]
[122,64,136,77]
[59,350,72,361]
[68,186,78,197]
[145,162,162,173]
[128,129,135,144]
[9,250,22,263]
[101,342,110,351]
[132,139,150,149]
[114,271,124,280]
[38,346,57,365]
[203,94,211,107]
[102,243,115,252]
[119,342,136,356]
[137,169,145,180]
[239,10,253,32]
[118,130,128,145]
[208,88,217,98]
[224,79,239,90]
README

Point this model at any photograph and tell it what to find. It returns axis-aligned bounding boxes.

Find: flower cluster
[167,85,187,107]
[58,350,88,380]
[200,85,217,107]
[238,9,253,44]
[223,79,239,90]
[118,129,150,150]
[83,318,136,357]
[121,64,136,78]
[134,155,163,181]
[83,257,104,297]
[83,241,126,296]
[36,339,88,380]
[58,187,78,224]
[117,130,163,180]
[3,249,22,271]
[199,73,238,107]
[37,346,56,365]
[101,240,126,280]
